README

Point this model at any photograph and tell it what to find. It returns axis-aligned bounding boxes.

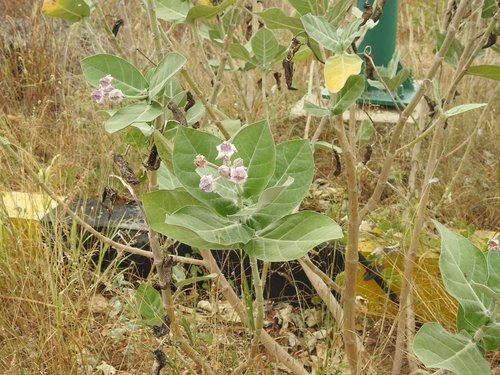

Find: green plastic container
[357,0,399,67]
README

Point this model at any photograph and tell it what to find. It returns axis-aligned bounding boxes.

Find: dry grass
[0,0,498,373]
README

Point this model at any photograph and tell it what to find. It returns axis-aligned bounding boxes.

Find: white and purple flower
[199,174,216,192]
[229,166,248,184]
[216,141,237,160]
[91,75,125,105]
[195,141,248,192]
[108,88,124,103]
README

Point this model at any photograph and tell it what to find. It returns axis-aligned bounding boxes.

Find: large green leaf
[232,121,276,198]
[136,284,164,324]
[434,221,493,323]
[301,14,342,53]
[157,163,182,190]
[466,65,500,81]
[248,140,314,230]
[149,53,187,99]
[42,0,90,22]
[142,189,205,234]
[251,28,280,65]
[256,8,304,35]
[81,54,148,95]
[185,0,234,23]
[166,206,254,247]
[244,211,343,261]
[105,102,163,133]
[173,127,239,216]
[154,0,190,22]
[289,0,317,16]
[330,75,365,115]
[413,322,490,375]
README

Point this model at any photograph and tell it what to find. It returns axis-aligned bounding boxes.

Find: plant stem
[143,0,164,62]
[209,1,242,105]
[332,112,361,375]
[261,70,270,125]
[249,256,264,359]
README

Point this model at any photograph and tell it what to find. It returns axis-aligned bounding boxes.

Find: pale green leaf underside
[413,322,490,375]
[166,206,254,246]
[105,102,163,133]
[244,211,343,261]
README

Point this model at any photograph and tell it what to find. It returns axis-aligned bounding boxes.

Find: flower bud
[218,164,230,177]
[233,157,244,167]
[193,154,207,168]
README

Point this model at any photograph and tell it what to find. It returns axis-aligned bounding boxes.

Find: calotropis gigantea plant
[143,120,343,262]
[413,222,500,375]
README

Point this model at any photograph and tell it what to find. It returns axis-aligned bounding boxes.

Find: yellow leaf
[42,0,90,23]
[197,0,213,5]
[324,53,363,94]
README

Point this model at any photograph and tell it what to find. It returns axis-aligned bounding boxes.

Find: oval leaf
[413,323,490,375]
[324,53,363,94]
[154,0,190,23]
[256,8,304,34]
[149,53,187,99]
[232,120,276,198]
[251,28,280,65]
[301,14,342,53]
[143,189,205,235]
[466,65,500,81]
[247,139,314,230]
[81,54,148,95]
[443,103,486,118]
[330,74,365,115]
[166,206,254,246]
[244,211,343,261]
[42,0,90,22]
[105,102,163,133]
[185,0,234,23]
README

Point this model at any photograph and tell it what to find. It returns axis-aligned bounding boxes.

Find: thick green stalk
[249,256,264,358]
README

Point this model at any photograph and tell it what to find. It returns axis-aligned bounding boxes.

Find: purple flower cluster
[194,141,248,193]
[91,75,124,105]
